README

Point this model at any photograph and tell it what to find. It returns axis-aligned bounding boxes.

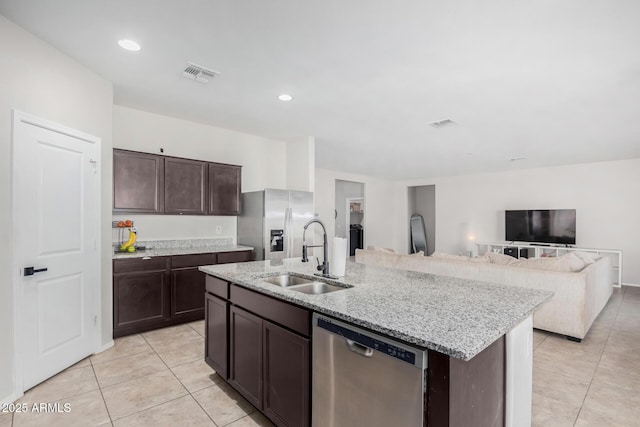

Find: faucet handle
[315,257,323,271]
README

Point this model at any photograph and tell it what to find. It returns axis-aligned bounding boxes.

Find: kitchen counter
[112,237,252,259]
[199,258,551,361]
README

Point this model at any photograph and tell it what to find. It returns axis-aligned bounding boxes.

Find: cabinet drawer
[217,251,252,264]
[171,253,217,269]
[230,285,310,337]
[206,275,230,299]
[113,256,169,274]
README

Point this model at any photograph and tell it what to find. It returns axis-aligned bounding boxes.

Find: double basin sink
[262,273,351,295]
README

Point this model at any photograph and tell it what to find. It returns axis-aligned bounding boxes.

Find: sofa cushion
[511,256,572,272]
[366,245,397,254]
[563,253,587,272]
[573,251,601,264]
[432,252,489,263]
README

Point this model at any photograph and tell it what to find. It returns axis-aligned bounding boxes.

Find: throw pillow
[486,252,519,265]
[431,252,470,261]
[562,253,587,272]
[573,251,601,264]
[410,251,425,256]
[366,245,397,254]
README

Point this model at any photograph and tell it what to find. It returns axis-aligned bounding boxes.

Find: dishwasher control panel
[317,317,417,365]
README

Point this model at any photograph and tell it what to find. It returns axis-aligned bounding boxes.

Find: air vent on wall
[182,62,220,84]
[429,119,456,128]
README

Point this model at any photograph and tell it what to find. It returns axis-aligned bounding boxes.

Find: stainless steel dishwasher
[312,314,427,427]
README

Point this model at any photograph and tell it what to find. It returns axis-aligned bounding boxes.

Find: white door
[13,111,100,390]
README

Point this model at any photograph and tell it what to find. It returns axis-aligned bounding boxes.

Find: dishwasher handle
[346,339,374,357]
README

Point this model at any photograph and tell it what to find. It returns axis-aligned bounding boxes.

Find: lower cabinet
[113,250,251,338]
[262,320,310,427]
[205,293,229,379]
[206,279,311,427]
[230,306,263,409]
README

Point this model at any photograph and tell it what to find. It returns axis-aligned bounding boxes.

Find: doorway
[408,185,436,255]
[12,111,101,391]
[335,180,365,257]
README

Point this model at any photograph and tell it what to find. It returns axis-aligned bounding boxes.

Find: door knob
[24,266,48,276]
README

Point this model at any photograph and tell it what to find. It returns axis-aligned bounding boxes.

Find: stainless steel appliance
[312,314,427,427]
[238,189,314,261]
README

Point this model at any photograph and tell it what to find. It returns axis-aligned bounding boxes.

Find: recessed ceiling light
[118,39,141,51]
[278,94,293,101]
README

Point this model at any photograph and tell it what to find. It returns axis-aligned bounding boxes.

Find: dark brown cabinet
[113,149,241,216]
[263,320,310,427]
[170,253,216,321]
[114,250,250,338]
[164,157,208,215]
[205,292,229,379]
[113,149,164,214]
[209,163,241,215]
[206,278,311,427]
[230,306,263,409]
[113,256,171,337]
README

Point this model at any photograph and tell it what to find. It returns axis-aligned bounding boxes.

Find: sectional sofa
[355,249,614,341]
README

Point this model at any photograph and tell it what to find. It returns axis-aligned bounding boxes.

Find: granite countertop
[199,258,552,361]
[113,238,253,259]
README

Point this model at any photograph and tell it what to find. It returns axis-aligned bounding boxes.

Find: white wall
[0,15,113,403]
[286,137,315,192]
[315,168,399,257]
[396,159,640,285]
[113,106,291,241]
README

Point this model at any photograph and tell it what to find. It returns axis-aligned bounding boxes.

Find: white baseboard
[96,340,114,354]
[1,390,23,406]
[622,283,640,288]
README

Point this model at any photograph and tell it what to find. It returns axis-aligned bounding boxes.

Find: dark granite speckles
[200,258,552,361]
[113,238,252,259]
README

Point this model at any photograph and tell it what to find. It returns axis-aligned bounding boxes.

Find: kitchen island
[200,258,551,427]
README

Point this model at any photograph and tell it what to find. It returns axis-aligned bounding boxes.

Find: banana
[122,229,137,249]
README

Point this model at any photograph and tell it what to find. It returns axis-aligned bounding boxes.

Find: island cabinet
[205,277,311,427]
[112,149,241,216]
[114,250,252,338]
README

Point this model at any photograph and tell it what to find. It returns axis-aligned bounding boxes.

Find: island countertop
[199,258,552,361]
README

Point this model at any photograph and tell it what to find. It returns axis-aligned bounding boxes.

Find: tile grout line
[572,288,624,426]
[89,357,115,426]
[139,332,221,426]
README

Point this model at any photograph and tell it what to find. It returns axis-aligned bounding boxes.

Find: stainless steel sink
[288,282,347,295]
[262,274,314,287]
[262,274,351,295]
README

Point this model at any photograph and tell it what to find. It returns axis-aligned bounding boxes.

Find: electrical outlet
[216,225,223,234]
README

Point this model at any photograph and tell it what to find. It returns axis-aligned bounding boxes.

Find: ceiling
[1,0,639,180]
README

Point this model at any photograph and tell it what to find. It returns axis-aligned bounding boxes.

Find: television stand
[474,242,623,287]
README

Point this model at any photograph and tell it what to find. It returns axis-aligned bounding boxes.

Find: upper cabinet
[165,157,208,215]
[113,149,164,214]
[209,163,241,215]
[113,149,241,216]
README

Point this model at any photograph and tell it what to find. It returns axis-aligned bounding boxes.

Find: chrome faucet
[302,219,334,278]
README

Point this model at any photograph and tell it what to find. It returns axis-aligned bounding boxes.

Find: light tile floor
[3,286,639,426]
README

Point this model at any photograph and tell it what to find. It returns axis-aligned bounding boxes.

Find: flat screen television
[505,209,576,245]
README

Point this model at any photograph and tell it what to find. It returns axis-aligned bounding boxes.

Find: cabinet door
[229,306,263,409]
[217,250,252,264]
[171,268,206,321]
[263,321,310,427]
[113,149,164,213]
[165,157,208,215]
[205,293,229,379]
[209,163,241,215]
[113,270,170,337]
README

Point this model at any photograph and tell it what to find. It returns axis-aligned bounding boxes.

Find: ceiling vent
[182,62,220,84]
[429,119,456,128]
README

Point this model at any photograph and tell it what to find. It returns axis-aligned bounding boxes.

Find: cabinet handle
[142,256,152,260]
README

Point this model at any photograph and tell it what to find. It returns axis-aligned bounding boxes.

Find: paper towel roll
[332,237,348,277]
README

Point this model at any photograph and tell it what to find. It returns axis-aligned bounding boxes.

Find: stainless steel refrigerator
[238,189,314,261]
